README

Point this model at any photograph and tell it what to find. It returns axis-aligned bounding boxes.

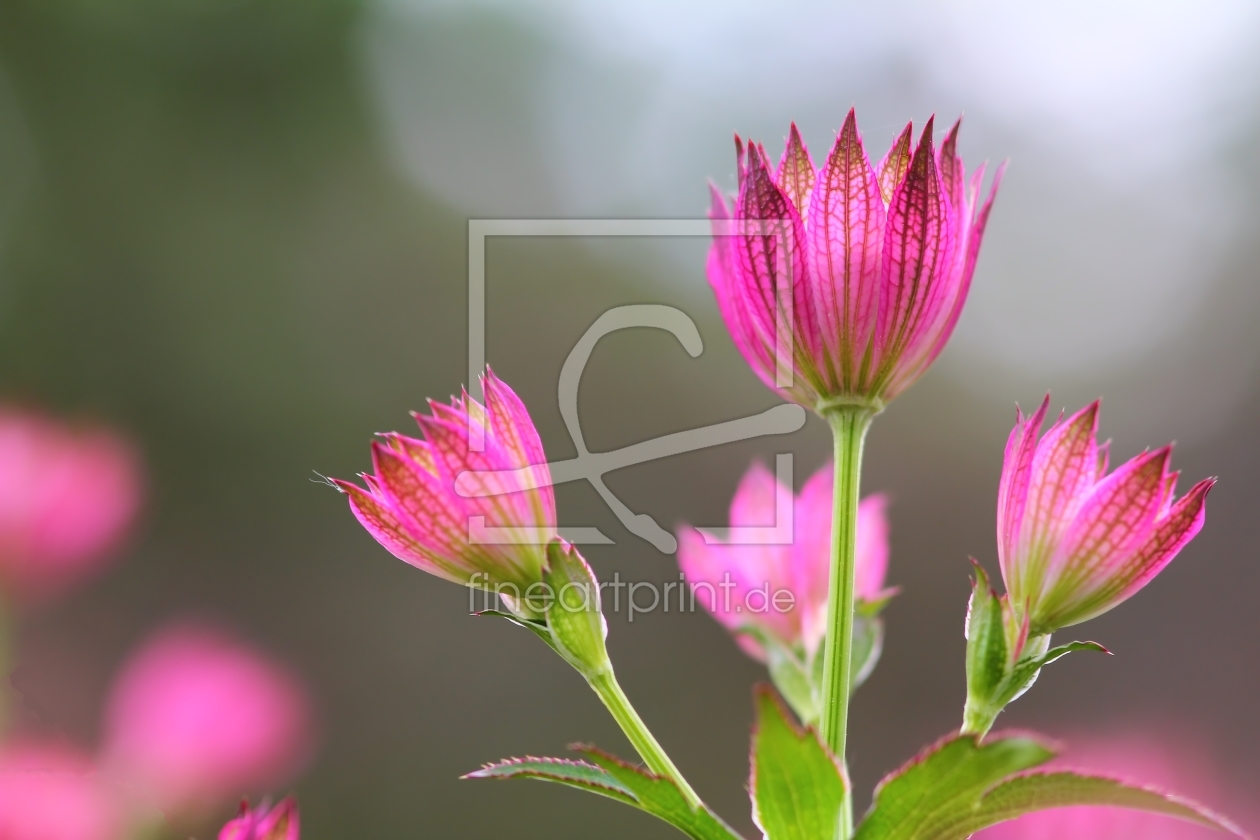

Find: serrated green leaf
[854,732,1054,840]
[576,746,747,840]
[945,771,1247,838]
[463,756,637,805]
[467,747,745,840]
[750,686,847,840]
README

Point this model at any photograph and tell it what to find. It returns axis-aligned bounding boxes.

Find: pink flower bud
[0,740,121,840]
[219,798,299,840]
[708,110,1001,410]
[100,624,314,818]
[0,409,142,602]
[332,369,556,616]
[677,461,889,660]
[997,398,1213,634]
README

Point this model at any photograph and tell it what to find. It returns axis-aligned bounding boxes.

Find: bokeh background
[1,0,1258,836]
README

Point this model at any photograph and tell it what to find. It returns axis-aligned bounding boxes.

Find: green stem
[818,405,875,839]
[588,669,703,809]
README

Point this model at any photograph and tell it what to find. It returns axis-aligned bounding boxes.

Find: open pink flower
[707,109,1001,410]
[0,409,142,602]
[219,798,299,840]
[998,398,1213,635]
[333,370,555,612]
[977,732,1248,839]
[100,624,313,818]
[677,461,889,659]
[0,740,121,840]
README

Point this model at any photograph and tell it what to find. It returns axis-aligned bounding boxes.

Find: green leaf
[576,746,747,840]
[854,732,1055,840]
[944,771,1247,838]
[750,685,847,840]
[463,756,637,805]
[467,747,746,840]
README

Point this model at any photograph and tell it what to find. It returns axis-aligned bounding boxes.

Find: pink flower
[677,461,889,660]
[219,798,299,840]
[0,740,121,840]
[0,409,142,602]
[707,110,1001,410]
[977,732,1248,839]
[332,370,555,614]
[998,398,1213,635]
[100,624,314,818]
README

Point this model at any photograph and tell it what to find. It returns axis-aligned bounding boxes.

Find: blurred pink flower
[677,461,889,660]
[0,409,142,602]
[100,624,313,818]
[707,109,1001,409]
[333,369,556,616]
[219,798,299,840]
[977,732,1248,839]
[998,398,1213,635]
[0,740,121,840]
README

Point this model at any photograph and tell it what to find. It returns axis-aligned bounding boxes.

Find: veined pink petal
[776,123,816,217]
[806,108,885,392]
[997,397,1051,595]
[334,371,553,596]
[1014,402,1101,575]
[876,122,913,205]
[708,111,993,409]
[333,478,464,583]
[735,145,819,395]
[1047,447,1170,579]
[1062,477,1214,628]
[873,119,956,396]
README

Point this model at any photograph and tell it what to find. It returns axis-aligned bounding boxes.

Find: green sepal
[962,562,1108,736]
[948,771,1249,838]
[474,609,559,655]
[765,644,818,726]
[466,745,745,840]
[541,539,610,678]
[750,685,847,840]
[854,731,1055,840]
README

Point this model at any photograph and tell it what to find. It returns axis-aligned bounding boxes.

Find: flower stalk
[818,404,875,838]
[587,670,702,808]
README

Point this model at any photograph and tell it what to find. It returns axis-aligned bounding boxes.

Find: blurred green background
[1,1,1258,836]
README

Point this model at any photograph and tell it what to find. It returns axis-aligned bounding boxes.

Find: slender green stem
[818,405,875,839]
[588,669,703,808]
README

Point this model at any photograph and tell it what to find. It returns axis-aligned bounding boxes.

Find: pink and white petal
[854,493,891,601]
[806,109,886,391]
[730,461,784,528]
[793,461,835,634]
[483,371,557,525]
